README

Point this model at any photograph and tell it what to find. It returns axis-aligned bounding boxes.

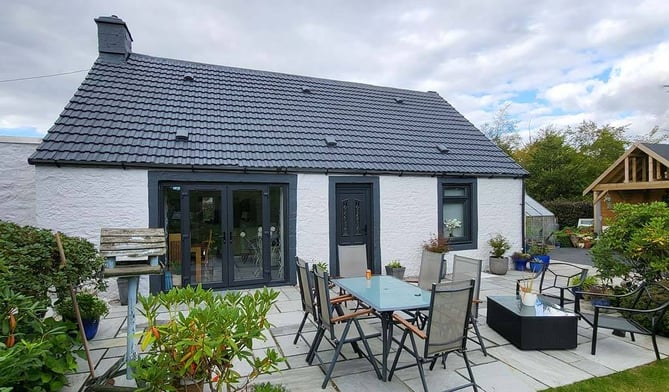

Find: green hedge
[543,200,593,228]
[0,220,106,304]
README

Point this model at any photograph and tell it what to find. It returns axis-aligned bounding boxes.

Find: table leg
[379,311,393,382]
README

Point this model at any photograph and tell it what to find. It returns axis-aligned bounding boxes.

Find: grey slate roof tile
[30,53,527,176]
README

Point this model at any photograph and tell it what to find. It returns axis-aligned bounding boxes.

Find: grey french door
[164,183,286,288]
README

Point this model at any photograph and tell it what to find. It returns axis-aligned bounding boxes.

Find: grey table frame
[333,276,430,381]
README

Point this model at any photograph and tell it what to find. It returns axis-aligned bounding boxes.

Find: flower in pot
[487,234,511,275]
[55,292,109,340]
[511,251,531,271]
[132,285,283,391]
[385,259,406,279]
[443,218,462,238]
[423,233,450,254]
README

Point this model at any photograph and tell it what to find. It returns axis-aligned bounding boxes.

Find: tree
[518,128,587,202]
[479,104,522,156]
[566,121,627,185]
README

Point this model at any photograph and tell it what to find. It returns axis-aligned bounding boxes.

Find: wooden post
[55,232,96,379]
[624,157,629,183]
[649,156,654,182]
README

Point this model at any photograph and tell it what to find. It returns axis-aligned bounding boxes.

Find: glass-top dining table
[332,275,431,381]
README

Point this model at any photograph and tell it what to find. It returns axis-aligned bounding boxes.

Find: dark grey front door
[335,184,373,268]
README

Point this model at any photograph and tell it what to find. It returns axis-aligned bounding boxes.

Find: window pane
[443,187,466,197]
[443,202,465,237]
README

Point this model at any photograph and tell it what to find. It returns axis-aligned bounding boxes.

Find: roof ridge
[121,53,440,97]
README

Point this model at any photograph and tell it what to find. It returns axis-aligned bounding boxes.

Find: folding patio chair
[389,279,479,392]
[451,255,487,356]
[310,264,382,389]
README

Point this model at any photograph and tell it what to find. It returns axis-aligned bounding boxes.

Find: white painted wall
[35,166,150,299]
[295,174,524,277]
[35,166,149,245]
[295,173,330,264]
[0,137,40,226]
[379,176,437,277]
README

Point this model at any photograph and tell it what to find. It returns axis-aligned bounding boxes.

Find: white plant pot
[521,291,537,306]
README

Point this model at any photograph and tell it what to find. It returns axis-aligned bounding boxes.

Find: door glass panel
[269,186,284,282]
[189,190,222,284]
[163,186,182,286]
[232,189,263,282]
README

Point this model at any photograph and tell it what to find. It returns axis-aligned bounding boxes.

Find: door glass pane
[269,186,284,282]
[232,189,263,282]
[189,190,222,284]
[163,186,182,286]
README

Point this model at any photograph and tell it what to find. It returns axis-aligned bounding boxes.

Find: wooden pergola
[583,143,669,232]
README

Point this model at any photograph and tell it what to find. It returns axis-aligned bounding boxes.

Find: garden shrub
[543,199,592,228]
[0,220,106,305]
[591,202,669,283]
[617,281,669,337]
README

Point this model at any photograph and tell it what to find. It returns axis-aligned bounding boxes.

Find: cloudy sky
[1,0,668,140]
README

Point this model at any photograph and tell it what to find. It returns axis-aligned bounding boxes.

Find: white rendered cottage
[29,16,528,292]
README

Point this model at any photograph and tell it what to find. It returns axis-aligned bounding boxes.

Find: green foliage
[591,202,669,283]
[528,243,550,255]
[543,359,669,392]
[252,382,289,392]
[55,292,109,321]
[0,287,80,391]
[487,234,511,257]
[385,259,403,268]
[480,103,522,156]
[0,220,106,305]
[132,285,284,392]
[543,200,593,228]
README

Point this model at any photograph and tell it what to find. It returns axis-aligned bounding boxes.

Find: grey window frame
[438,178,477,251]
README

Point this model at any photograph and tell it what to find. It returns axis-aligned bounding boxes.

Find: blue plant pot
[82,318,100,340]
[591,298,611,307]
[513,259,527,271]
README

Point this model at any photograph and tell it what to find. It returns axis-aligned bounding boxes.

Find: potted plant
[443,218,462,238]
[528,243,550,272]
[422,233,450,278]
[511,251,531,271]
[487,234,511,275]
[55,292,109,340]
[132,285,284,391]
[385,259,406,279]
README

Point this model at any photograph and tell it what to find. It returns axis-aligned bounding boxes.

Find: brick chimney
[94,15,132,62]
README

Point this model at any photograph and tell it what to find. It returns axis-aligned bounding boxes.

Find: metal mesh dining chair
[451,255,487,356]
[337,244,368,277]
[515,262,588,309]
[417,249,446,290]
[311,264,382,389]
[294,257,352,346]
[389,279,479,392]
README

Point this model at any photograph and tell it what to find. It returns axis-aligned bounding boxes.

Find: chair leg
[293,312,309,344]
[389,329,409,382]
[470,315,488,356]
[410,335,428,392]
[462,350,479,392]
[591,325,598,355]
[307,328,325,365]
[652,334,661,361]
[353,319,381,379]
[630,332,636,342]
[322,321,353,389]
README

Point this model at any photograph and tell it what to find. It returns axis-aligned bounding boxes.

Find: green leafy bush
[55,292,109,321]
[591,202,669,283]
[0,220,106,305]
[132,285,284,391]
[0,286,80,391]
[543,200,593,228]
[252,382,289,392]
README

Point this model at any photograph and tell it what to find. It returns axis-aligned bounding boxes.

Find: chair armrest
[393,314,426,340]
[330,294,354,305]
[594,301,669,315]
[331,308,374,323]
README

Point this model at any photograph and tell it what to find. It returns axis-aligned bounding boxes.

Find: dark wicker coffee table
[487,295,578,350]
